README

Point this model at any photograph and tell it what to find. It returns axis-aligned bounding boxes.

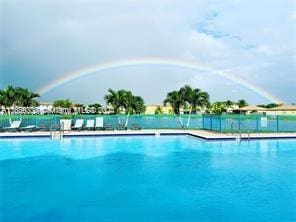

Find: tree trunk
[7,107,12,125]
[125,111,130,128]
[178,115,184,128]
[186,106,193,128]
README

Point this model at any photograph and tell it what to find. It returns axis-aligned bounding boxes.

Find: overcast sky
[0,0,295,105]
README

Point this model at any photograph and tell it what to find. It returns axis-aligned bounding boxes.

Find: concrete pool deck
[1,129,296,140]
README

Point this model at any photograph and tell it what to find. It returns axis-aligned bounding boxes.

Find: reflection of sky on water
[0,136,295,161]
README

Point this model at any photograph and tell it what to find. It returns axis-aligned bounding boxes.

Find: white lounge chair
[95,117,104,130]
[85,120,95,130]
[72,119,84,130]
[4,120,22,131]
[60,119,72,131]
[22,125,36,131]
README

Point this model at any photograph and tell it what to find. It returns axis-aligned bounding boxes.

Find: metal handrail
[50,122,63,140]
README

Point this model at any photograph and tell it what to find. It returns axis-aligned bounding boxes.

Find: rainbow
[37,57,283,103]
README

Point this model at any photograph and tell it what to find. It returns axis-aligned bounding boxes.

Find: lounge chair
[85,119,95,130]
[4,120,22,132]
[37,124,48,131]
[95,117,104,130]
[22,125,36,132]
[50,124,60,131]
[60,119,72,131]
[72,119,84,131]
[104,123,114,131]
[131,123,141,130]
[117,123,127,130]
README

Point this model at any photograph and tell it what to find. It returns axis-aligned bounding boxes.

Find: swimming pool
[1,136,296,222]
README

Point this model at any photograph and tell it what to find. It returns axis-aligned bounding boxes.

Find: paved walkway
[1,129,296,140]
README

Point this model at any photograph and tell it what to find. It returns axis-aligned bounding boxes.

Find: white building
[38,102,54,114]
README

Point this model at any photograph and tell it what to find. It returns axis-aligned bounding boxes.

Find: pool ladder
[50,124,64,140]
[234,130,251,142]
[232,123,251,141]
[235,130,242,142]
[231,123,241,141]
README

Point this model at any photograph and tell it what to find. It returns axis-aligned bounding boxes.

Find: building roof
[39,102,53,105]
[237,105,266,111]
[146,104,171,107]
[270,104,296,111]
[146,104,162,107]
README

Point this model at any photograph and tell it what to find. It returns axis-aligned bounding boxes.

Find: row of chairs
[0,117,141,132]
[70,117,109,131]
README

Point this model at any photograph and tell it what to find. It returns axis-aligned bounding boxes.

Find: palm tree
[164,90,184,128]
[185,88,209,127]
[88,103,102,114]
[210,102,227,114]
[53,99,73,114]
[237,99,248,108]
[179,85,193,109]
[14,87,39,107]
[257,103,279,109]
[53,99,72,108]
[74,104,85,114]
[2,85,16,108]
[154,106,163,114]
[104,89,121,114]
[104,89,146,126]
[119,90,133,114]
[163,90,182,114]
[1,86,16,122]
[0,86,39,123]
[0,89,4,107]
[1,85,39,110]
[130,96,145,114]
[119,90,133,126]
[0,89,5,115]
[121,91,146,126]
[178,85,210,127]
[225,100,234,108]
[191,89,209,110]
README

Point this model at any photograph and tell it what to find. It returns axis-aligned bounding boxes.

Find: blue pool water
[1,136,296,222]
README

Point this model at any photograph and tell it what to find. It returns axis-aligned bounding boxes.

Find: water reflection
[0,136,296,161]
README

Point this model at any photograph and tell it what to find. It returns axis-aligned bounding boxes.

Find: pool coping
[1,130,296,141]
